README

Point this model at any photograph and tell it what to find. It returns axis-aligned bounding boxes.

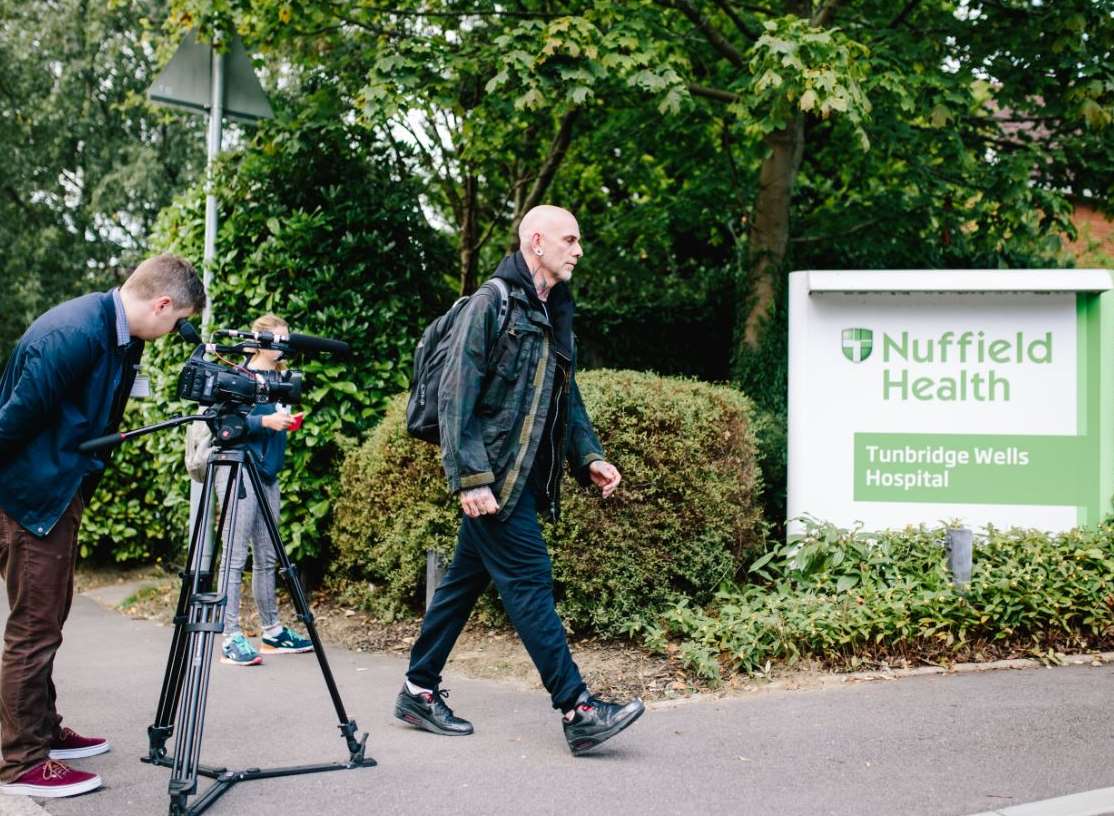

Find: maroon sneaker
[49,727,111,760]
[0,759,102,798]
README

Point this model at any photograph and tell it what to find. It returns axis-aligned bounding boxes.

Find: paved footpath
[0,585,1113,816]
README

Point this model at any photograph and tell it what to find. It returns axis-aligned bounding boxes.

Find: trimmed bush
[649,518,1114,681]
[330,369,766,635]
[330,395,458,620]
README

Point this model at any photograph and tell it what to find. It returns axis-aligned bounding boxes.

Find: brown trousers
[0,495,82,781]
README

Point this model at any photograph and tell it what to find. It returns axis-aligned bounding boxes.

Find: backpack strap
[489,278,511,336]
[479,277,514,342]
[478,278,514,370]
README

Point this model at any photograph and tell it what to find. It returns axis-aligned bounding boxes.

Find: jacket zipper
[545,353,571,519]
[545,370,564,518]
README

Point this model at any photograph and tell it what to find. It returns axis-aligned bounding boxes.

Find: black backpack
[407,278,511,444]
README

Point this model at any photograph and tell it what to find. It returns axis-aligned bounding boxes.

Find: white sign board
[787,270,1114,535]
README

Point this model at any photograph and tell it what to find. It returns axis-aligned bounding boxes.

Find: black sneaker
[563,693,645,756]
[394,685,474,736]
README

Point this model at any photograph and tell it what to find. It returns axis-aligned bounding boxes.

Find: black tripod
[142,438,376,815]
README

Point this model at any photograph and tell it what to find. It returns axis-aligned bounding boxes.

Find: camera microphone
[215,328,350,356]
[280,333,350,356]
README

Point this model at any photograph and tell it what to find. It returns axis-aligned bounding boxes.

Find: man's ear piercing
[535,248,544,256]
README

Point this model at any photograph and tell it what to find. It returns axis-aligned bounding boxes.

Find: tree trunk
[458,173,479,295]
[507,108,580,251]
[740,113,805,354]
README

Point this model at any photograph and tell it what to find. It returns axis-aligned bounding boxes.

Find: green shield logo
[842,328,873,363]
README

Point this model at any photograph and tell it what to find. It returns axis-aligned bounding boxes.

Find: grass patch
[119,584,167,610]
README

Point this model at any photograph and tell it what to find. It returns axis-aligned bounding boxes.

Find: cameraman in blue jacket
[0,255,204,799]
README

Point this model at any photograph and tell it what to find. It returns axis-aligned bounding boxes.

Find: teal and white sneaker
[261,626,314,654]
[221,633,263,666]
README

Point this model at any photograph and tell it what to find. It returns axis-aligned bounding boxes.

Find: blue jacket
[0,291,143,536]
[244,400,287,484]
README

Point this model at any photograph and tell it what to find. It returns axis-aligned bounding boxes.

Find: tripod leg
[242,458,371,763]
[147,458,227,759]
[168,457,244,803]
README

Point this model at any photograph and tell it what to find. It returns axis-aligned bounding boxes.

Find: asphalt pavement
[0,583,1112,816]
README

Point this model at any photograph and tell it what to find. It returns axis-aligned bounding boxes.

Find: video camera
[77,321,350,455]
[174,319,348,444]
[176,324,307,407]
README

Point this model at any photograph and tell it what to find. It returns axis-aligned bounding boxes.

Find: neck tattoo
[534,271,550,301]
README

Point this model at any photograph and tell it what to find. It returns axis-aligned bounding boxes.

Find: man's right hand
[460,486,499,518]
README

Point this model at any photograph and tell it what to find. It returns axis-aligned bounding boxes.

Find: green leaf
[485,71,509,93]
[570,85,592,105]
[930,104,952,128]
[748,551,776,574]
[755,70,783,93]
[516,88,545,110]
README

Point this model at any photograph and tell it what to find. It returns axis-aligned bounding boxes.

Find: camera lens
[270,371,303,406]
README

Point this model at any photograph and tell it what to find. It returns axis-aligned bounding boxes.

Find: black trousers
[407,487,586,711]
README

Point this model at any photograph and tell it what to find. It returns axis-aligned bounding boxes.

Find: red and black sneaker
[49,727,111,760]
[563,693,645,756]
[0,759,102,798]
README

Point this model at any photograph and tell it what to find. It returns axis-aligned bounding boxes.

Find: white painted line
[966,787,1114,816]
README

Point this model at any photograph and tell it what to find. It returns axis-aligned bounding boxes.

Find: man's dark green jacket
[437,251,604,522]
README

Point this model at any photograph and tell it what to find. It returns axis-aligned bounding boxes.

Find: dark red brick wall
[1066,204,1114,264]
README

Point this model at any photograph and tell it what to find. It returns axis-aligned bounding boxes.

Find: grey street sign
[148,30,273,123]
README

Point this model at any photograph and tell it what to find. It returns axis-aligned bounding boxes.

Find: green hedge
[330,369,766,636]
[79,93,451,563]
[646,519,1114,681]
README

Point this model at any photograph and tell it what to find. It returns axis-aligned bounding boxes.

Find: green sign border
[1077,289,1114,525]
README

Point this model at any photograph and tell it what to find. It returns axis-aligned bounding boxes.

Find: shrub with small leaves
[649,518,1114,682]
[329,370,766,635]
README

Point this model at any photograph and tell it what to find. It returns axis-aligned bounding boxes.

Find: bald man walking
[394,205,644,755]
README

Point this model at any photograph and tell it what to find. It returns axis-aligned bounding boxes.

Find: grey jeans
[214,470,280,635]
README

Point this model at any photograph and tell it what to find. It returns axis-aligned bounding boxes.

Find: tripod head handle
[77,414,211,455]
[77,432,127,454]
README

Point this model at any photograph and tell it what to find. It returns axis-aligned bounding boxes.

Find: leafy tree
[0,0,205,357]
[548,103,742,380]
[165,0,1113,398]
[648,0,1113,383]
[164,0,691,293]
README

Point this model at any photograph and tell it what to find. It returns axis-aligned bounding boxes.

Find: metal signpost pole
[189,42,224,567]
[149,29,275,556]
[201,43,223,334]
